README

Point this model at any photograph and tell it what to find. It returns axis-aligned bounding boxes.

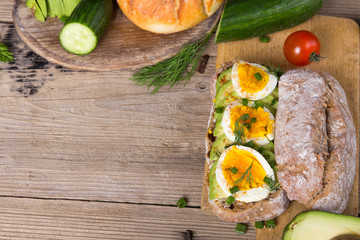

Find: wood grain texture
[201,15,359,240]
[0,197,257,239]
[0,22,219,206]
[13,0,221,71]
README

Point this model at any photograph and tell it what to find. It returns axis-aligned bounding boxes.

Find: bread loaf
[275,69,357,213]
[116,0,224,34]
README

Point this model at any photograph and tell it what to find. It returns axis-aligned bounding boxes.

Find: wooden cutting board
[201,15,359,240]
[13,0,221,71]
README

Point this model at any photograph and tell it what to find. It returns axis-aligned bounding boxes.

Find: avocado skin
[282,211,360,240]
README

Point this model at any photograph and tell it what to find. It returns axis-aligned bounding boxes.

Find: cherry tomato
[283,30,322,66]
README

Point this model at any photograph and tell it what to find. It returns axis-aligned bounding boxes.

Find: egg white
[231,60,278,100]
[221,101,275,146]
[215,145,274,203]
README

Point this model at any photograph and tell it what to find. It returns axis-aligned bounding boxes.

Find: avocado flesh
[209,134,232,161]
[209,160,227,200]
[283,211,360,240]
[213,120,224,137]
[216,67,232,92]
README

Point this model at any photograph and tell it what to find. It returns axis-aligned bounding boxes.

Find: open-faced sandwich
[204,60,357,223]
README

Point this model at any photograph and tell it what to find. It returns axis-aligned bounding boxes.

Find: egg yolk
[230,105,273,139]
[237,63,269,93]
[221,148,266,191]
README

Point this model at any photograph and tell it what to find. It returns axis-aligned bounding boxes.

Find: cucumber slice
[60,23,97,55]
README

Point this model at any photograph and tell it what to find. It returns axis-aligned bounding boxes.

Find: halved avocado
[283,211,360,240]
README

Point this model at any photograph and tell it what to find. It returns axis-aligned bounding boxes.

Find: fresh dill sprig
[233,161,253,188]
[234,114,250,144]
[0,43,13,63]
[130,26,217,94]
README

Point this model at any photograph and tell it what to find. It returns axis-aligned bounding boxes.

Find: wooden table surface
[0,1,359,239]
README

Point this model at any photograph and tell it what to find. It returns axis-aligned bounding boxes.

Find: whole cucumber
[215,0,323,43]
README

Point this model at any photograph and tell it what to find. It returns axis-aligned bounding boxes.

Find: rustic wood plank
[0,23,219,206]
[0,196,257,239]
[0,0,14,23]
[319,0,360,24]
[200,15,359,239]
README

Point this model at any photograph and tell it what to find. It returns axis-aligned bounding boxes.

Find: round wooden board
[13,0,221,71]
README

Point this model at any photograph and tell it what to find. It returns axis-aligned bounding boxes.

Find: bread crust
[117,0,224,34]
[205,61,289,223]
[275,70,356,213]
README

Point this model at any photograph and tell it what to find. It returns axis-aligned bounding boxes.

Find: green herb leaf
[215,108,224,114]
[176,197,187,208]
[225,196,235,205]
[130,25,217,94]
[250,118,257,123]
[259,36,270,43]
[255,221,265,229]
[233,161,253,187]
[243,123,252,129]
[240,114,250,121]
[242,141,256,148]
[230,167,238,174]
[252,101,264,109]
[0,43,13,63]
[253,72,263,81]
[234,118,246,144]
[265,219,276,229]
[230,186,240,194]
[263,64,284,78]
[271,98,277,106]
[241,98,249,106]
[235,223,247,234]
[263,176,280,191]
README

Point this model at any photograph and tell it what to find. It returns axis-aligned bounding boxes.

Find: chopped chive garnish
[176,197,187,208]
[240,114,250,121]
[250,118,257,123]
[268,160,276,168]
[225,196,235,205]
[242,98,249,106]
[265,219,276,229]
[244,123,252,129]
[271,98,277,106]
[235,223,247,234]
[264,176,280,191]
[254,72,263,81]
[230,167,238,174]
[215,108,224,114]
[259,36,270,43]
[230,186,239,194]
[255,221,265,229]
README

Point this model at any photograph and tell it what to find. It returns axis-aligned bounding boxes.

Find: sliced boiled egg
[231,60,278,100]
[221,101,275,146]
[215,145,274,203]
